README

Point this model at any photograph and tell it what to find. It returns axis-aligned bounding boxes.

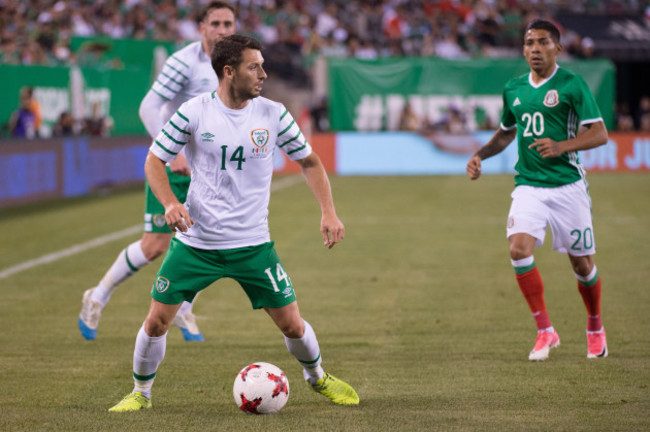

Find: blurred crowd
[1,0,646,68]
[2,0,649,136]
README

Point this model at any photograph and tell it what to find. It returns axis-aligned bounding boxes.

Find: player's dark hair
[525,19,561,44]
[199,1,236,22]
[211,35,263,79]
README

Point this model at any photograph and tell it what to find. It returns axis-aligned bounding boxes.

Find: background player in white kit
[466,19,609,362]
[78,1,236,342]
[108,34,359,412]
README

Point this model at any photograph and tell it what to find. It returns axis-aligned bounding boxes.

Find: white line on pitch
[0,175,303,279]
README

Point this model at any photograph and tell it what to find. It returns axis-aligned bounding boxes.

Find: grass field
[1,173,649,431]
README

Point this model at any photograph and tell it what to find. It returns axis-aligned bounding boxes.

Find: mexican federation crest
[543,89,559,108]
[250,128,270,159]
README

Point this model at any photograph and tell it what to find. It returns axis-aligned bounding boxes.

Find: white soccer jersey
[151,41,218,123]
[150,91,312,249]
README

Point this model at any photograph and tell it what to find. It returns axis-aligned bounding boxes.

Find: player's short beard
[231,74,259,101]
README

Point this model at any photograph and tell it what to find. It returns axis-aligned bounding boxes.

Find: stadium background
[1,3,650,430]
[2,1,650,208]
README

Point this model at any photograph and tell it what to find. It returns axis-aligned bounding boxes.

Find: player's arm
[466,127,517,180]
[139,91,191,176]
[295,152,344,249]
[144,152,193,232]
[529,121,608,158]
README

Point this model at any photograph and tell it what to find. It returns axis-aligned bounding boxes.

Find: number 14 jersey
[150,91,312,250]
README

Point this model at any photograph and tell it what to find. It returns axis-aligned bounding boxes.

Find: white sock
[132,324,167,399]
[91,240,150,306]
[284,320,323,385]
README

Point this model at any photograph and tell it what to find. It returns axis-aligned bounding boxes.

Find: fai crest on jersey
[543,90,559,107]
[155,276,170,293]
[251,129,269,148]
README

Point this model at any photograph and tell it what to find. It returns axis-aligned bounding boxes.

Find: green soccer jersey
[500,65,603,187]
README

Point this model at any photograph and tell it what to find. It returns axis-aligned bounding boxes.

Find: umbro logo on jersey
[201,132,215,142]
[513,98,521,107]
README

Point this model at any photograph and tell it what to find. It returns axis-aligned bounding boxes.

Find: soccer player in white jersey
[108,35,359,412]
[78,1,236,342]
[466,19,609,361]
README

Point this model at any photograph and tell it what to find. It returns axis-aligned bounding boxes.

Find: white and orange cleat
[528,330,560,361]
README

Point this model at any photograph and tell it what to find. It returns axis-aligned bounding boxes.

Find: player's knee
[141,238,170,261]
[509,243,531,261]
[280,320,304,339]
[570,256,594,276]
[144,315,171,337]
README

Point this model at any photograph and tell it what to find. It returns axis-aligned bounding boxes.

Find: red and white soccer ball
[233,362,290,415]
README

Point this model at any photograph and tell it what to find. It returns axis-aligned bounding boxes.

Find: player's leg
[507,186,559,361]
[549,181,606,358]
[230,242,358,405]
[108,299,180,412]
[109,238,220,412]
[78,176,174,340]
[265,303,359,405]
[569,254,607,358]
[78,235,157,340]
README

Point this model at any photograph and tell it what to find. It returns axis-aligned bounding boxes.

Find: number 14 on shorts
[264,264,292,293]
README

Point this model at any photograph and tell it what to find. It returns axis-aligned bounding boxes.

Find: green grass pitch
[0,173,648,431]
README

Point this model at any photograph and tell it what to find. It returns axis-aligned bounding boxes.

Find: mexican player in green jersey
[466,19,609,362]
[108,35,359,412]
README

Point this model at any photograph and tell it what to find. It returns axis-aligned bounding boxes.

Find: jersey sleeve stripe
[278,131,302,148]
[151,88,170,101]
[155,79,180,95]
[278,120,295,137]
[579,117,604,126]
[287,144,307,155]
[280,109,289,121]
[169,120,191,135]
[160,71,184,87]
[176,110,190,123]
[164,63,190,81]
[162,129,187,145]
[155,140,179,155]
[171,55,190,69]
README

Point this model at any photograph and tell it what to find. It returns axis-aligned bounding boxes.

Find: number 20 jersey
[500,65,604,188]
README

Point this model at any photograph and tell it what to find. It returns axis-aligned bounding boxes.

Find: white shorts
[506,180,596,256]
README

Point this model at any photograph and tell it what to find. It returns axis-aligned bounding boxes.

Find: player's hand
[169,154,191,176]
[529,138,563,158]
[165,202,194,232]
[321,214,344,249]
[466,155,482,180]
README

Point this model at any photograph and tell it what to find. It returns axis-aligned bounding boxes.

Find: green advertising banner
[327,57,615,131]
[1,38,179,137]
[1,64,151,137]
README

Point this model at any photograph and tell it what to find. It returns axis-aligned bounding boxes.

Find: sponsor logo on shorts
[507,216,515,229]
[543,90,559,108]
[155,276,170,293]
[282,287,294,298]
[153,214,166,228]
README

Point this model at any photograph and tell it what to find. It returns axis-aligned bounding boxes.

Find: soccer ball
[233,362,290,414]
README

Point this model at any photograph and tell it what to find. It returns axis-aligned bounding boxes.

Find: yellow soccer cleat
[108,392,152,412]
[309,373,359,406]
